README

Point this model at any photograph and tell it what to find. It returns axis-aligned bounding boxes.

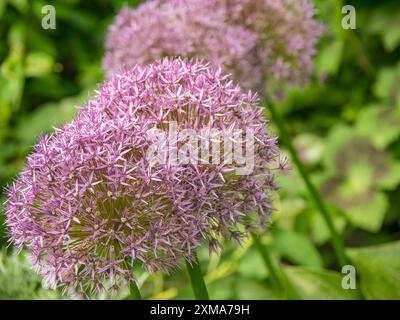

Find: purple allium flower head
[225,0,324,91]
[6,58,282,295]
[103,0,324,93]
[103,0,257,89]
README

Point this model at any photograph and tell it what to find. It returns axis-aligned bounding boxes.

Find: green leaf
[383,27,400,52]
[275,197,307,231]
[368,4,400,52]
[0,251,61,299]
[206,277,236,300]
[56,5,98,32]
[321,124,393,232]
[8,0,28,13]
[15,88,93,147]
[0,23,26,117]
[356,105,400,149]
[293,133,324,166]
[373,63,400,101]
[272,229,323,268]
[316,39,344,76]
[322,124,352,175]
[309,207,347,245]
[235,279,279,300]
[25,52,54,77]
[346,192,388,232]
[341,163,374,196]
[236,248,268,280]
[284,266,361,300]
[377,161,400,190]
[0,0,6,18]
[347,241,400,299]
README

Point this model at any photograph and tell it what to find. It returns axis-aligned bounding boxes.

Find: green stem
[251,233,283,293]
[267,101,348,267]
[185,254,210,300]
[129,281,142,300]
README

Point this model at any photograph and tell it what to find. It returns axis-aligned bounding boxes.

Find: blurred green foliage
[0,0,399,299]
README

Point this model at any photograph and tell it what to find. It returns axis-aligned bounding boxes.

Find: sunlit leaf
[272,229,323,268]
[285,266,361,300]
[368,4,400,52]
[316,39,344,76]
[356,104,400,149]
[25,51,54,77]
[293,133,324,166]
[373,63,400,101]
[347,241,400,299]
[346,192,388,232]
[236,279,279,300]
[309,207,347,245]
[0,251,61,299]
[15,88,93,147]
[236,248,268,280]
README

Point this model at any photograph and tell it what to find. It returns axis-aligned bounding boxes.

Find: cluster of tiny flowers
[103,0,257,88]
[103,0,324,93]
[6,59,281,295]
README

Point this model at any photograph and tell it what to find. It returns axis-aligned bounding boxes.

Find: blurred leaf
[347,241,400,299]
[368,4,400,52]
[236,248,268,280]
[27,75,78,99]
[284,266,361,300]
[275,197,307,231]
[24,52,54,77]
[384,28,400,52]
[373,63,400,101]
[322,124,348,174]
[356,105,400,149]
[276,167,307,197]
[293,133,324,166]
[0,23,26,118]
[0,1,6,18]
[206,276,236,300]
[321,124,395,231]
[342,163,373,195]
[25,27,57,56]
[316,39,344,76]
[346,192,388,232]
[0,196,6,245]
[0,251,61,299]
[235,279,279,300]
[15,89,93,147]
[0,156,25,183]
[376,162,400,190]
[56,5,98,32]
[272,229,323,268]
[309,207,346,245]
[8,0,28,13]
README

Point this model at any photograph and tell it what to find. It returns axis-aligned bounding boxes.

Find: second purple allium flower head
[6,58,282,295]
[103,0,324,93]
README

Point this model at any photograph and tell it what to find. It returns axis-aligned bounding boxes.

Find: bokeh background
[0,0,399,299]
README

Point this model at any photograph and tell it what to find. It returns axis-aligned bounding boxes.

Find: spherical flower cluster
[103,0,257,88]
[6,58,281,295]
[103,0,324,93]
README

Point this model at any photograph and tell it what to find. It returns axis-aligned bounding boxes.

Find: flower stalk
[266,101,348,266]
[185,255,209,300]
[129,281,142,300]
[251,233,284,293]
